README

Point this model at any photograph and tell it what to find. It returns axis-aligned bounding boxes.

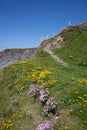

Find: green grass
[0,28,87,129]
[53,29,87,66]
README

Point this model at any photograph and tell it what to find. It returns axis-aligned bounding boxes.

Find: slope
[53,24,87,66]
[0,22,87,130]
[44,45,68,67]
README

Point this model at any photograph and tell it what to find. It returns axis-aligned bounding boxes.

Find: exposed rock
[0,48,37,70]
[21,49,36,59]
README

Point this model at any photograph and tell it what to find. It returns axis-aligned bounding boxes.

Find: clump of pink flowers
[36,120,54,130]
[39,88,49,103]
[29,84,39,98]
[43,97,57,115]
[29,84,57,116]
[29,84,57,129]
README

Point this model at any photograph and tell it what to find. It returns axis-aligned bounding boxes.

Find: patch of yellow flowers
[0,119,14,130]
[28,70,57,86]
[76,79,87,84]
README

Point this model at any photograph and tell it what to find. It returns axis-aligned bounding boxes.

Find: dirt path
[44,46,69,67]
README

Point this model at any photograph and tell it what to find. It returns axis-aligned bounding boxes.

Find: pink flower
[36,120,54,130]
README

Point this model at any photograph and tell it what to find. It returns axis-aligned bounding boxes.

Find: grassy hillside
[53,26,87,66]
[0,25,87,130]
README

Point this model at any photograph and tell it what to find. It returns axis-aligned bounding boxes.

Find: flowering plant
[29,84,38,98]
[39,88,49,103]
[43,97,57,115]
[29,84,57,116]
[36,120,54,130]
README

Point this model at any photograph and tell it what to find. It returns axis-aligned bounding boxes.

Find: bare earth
[44,46,68,67]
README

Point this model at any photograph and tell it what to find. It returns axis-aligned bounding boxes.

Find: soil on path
[44,46,68,67]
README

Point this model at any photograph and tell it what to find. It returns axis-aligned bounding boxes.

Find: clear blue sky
[0,0,87,50]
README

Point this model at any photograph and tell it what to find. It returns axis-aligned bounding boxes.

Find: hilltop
[0,21,87,130]
[39,21,87,67]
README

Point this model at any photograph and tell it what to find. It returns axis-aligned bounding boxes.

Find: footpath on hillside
[44,46,68,67]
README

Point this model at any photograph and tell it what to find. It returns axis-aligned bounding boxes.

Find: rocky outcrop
[0,48,37,70]
[40,21,87,51]
[39,35,64,50]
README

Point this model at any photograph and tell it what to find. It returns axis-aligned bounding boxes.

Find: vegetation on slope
[0,24,87,130]
[53,26,87,66]
[0,49,87,130]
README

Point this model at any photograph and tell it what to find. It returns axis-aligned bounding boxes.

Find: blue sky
[0,0,87,50]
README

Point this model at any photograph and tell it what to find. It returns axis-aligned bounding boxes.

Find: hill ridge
[0,21,87,69]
